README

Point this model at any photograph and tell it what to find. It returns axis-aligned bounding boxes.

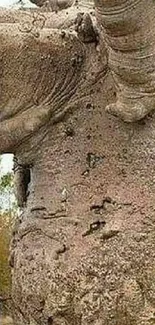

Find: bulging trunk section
[95,0,155,122]
[11,76,155,325]
[0,17,87,153]
[7,2,155,325]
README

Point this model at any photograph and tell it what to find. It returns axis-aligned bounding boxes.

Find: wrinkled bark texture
[95,0,155,121]
[0,0,155,324]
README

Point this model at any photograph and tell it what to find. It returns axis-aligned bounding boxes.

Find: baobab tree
[0,0,155,324]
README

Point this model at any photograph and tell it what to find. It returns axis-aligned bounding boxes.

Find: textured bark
[95,0,155,121]
[11,77,155,325]
[0,3,98,152]
[29,0,74,11]
[0,1,155,324]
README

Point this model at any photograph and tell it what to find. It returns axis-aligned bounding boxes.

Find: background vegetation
[0,158,16,298]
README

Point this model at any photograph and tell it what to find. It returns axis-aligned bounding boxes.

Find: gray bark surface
[0,1,155,324]
[11,76,155,324]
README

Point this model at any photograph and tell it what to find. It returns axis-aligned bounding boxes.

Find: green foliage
[0,173,14,192]
[0,212,13,296]
[0,156,17,297]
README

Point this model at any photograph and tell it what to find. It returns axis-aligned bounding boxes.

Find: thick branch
[30,0,74,10]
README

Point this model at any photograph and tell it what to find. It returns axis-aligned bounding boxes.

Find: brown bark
[29,0,74,11]
[11,73,155,324]
[95,0,155,121]
[0,1,155,324]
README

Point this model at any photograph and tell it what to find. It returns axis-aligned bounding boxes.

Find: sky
[1,154,13,174]
[0,0,16,6]
[0,0,35,8]
[0,0,15,6]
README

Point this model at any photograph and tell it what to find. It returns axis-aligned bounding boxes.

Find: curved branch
[30,0,74,10]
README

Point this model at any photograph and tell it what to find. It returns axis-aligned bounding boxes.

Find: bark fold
[95,0,155,121]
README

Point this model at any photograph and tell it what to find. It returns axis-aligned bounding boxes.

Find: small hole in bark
[86,152,104,169]
[48,316,53,324]
[137,118,146,126]
[65,126,75,137]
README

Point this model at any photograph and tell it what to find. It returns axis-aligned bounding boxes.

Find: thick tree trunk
[11,72,155,324]
[1,1,155,324]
